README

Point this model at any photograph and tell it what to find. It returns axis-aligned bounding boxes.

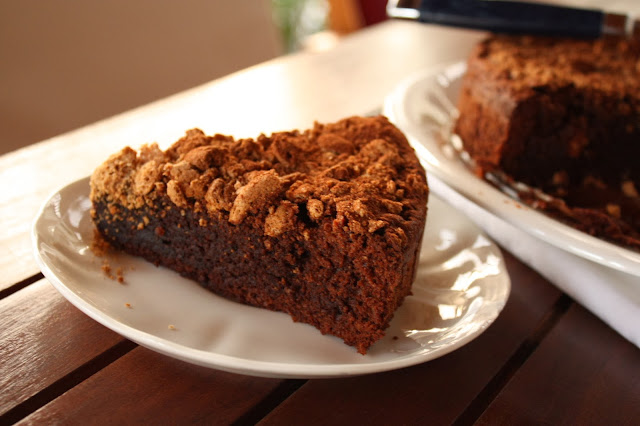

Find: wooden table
[2,21,639,425]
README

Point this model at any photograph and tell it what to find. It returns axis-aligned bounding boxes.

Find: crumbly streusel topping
[475,35,640,95]
[90,116,428,237]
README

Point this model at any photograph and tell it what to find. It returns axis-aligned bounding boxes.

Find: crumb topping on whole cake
[475,35,640,95]
[91,116,427,240]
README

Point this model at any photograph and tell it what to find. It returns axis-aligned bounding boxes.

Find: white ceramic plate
[32,177,509,378]
[384,62,640,277]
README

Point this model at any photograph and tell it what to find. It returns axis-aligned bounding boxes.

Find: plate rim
[31,176,510,379]
[383,62,640,277]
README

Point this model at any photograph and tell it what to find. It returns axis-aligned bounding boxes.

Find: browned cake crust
[455,35,640,250]
[90,116,429,354]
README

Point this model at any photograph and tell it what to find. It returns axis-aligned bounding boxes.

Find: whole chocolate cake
[455,35,640,250]
[90,116,429,354]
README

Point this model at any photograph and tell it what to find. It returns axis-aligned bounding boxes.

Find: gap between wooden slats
[452,294,573,426]
[1,340,137,425]
[0,273,44,301]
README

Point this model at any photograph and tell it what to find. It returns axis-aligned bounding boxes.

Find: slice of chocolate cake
[90,116,429,354]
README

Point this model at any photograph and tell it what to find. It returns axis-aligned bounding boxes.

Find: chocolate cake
[455,35,640,250]
[90,116,429,354]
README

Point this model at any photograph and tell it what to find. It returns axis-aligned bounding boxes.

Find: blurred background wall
[0,0,395,156]
[0,0,283,155]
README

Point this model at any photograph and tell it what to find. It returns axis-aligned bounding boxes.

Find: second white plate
[384,62,640,277]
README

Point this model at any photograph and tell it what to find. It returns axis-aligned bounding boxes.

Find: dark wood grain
[258,252,565,425]
[20,347,288,425]
[0,279,124,417]
[476,303,640,426]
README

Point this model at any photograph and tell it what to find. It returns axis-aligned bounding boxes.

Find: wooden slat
[476,304,640,425]
[258,252,565,425]
[0,21,483,291]
[0,279,125,417]
[20,347,288,425]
